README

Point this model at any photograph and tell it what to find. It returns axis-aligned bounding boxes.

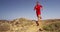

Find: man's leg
[36,21,39,26]
[36,15,41,26]
[35,15,43,31]
[38,15,42,19]
[38,15,43,31]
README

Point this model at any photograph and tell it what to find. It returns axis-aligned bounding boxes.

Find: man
[34,1,43,26]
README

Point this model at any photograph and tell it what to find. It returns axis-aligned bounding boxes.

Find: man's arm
[34,6,36,11]
[40,5,43,11]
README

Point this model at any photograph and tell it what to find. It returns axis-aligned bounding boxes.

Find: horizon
[0,0,60,20]
[0,17,60,21]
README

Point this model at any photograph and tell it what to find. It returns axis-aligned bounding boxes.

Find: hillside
[0,18,60,32]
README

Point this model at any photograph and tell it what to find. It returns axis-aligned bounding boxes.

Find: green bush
[43,23,60,31]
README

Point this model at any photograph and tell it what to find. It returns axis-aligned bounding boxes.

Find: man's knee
[38,15,41,19]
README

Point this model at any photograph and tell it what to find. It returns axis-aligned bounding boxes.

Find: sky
[0,0,60,20]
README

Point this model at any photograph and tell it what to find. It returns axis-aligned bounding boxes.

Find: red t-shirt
[34,4,42,16]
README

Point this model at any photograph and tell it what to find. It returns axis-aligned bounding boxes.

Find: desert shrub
[0,23,10,31]
[43,23,60,31]
[43,25,53,31]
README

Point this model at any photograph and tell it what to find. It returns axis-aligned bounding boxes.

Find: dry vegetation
[0,18,60,32]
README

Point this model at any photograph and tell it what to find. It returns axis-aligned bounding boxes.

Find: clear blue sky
[0,0,60,20]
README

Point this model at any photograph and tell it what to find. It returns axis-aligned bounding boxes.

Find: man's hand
[41,7,43,11]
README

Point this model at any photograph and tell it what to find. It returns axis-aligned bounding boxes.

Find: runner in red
[34,1,43,26]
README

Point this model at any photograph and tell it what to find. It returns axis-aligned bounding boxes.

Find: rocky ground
[0,18,60,32]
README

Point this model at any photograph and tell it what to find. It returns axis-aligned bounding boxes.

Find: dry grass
[0,18,60,32]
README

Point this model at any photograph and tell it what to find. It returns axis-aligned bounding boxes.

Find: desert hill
[0,18,60,32]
